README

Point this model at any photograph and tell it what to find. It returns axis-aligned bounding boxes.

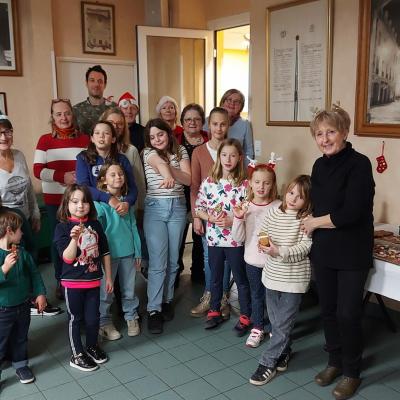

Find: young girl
[143,118,191,335]
[76,120,138,216]
[232,162,281,347]
[195,138,251,333]
[95,162,141,340]
[249,175,312,386]
[190,107,231,318]
[54,184,112,372]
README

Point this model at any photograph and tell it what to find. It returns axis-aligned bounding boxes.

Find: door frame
[136,26,214,123]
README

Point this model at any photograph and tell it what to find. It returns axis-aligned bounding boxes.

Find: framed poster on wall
[266,0,333,126]
[0,92,7,114]
[81,2,115,55]
[0,0,21,76]
[355,0,400,137]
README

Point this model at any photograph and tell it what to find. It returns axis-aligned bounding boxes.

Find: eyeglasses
[119,99,137,108]
[224,98,242,106]
[183,117,202,124]
[0,129,13,138]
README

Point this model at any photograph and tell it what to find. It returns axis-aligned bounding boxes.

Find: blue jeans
[208,246,251,316]
[260,289,302,368]
[0,302,30,374]
[246,264,267,329]
[64,287,100,356]
[144,197,187,312]
[100,256,139,326]
[201,233,230,292]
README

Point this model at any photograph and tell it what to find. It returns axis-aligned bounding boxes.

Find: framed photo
[0,92,7,115]
[0,0,21,76]
[355,0,400,138]
[266,0,333,126]
[81,2,115,55]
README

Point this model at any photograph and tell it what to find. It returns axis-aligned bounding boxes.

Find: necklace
[184,132,203,145]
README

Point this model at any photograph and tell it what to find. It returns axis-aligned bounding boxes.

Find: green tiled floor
[1,261,400,400]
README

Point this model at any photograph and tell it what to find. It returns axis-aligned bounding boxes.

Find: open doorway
[215,25,250,118]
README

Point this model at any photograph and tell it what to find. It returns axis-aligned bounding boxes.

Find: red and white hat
[118,92,138,109]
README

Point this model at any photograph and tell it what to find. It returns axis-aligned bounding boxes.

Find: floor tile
[90,385,138,400]
[359,382,400,400]
[140,350,180,372]
[77,369,120,396]
[122,337,164,359]
[0,379,39,400]
[212,345,253,366]
[151,332,190,350]
[204,368,246,392]
[223,383,273,400]
[167,342,206,363]
[108,360,150,384]
[155,363,198,387]
[42,381,88,400]
[231,358,259,379]
[195,335,233,353]
[260,374,298,398]
[15,393,46,400]
[125,375,169,399]
[34,362,74,391]
[174,378,219,400]
[146,389,184,400]
[185,354,226,376]
[382,370,400,392]
[274,386,320,399]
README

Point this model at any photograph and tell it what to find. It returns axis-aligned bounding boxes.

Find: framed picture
[0,0,21,76]
[266,0,333,126]
[355,0,400,138]
[81,2,115,55]
[0,92,7,115]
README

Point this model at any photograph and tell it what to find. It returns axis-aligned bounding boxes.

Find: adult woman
[205,89,254,162]
[100,107,146,214]
[190,107,231,317]
[143,118,191,334]
[175,103,208,283]
[34,99,89,298]
[156,96,183,136]
[302,105,375,400]
[117,92,145,154]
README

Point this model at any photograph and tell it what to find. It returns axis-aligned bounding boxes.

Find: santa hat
[118,92,138,108]
[155,95,179,115]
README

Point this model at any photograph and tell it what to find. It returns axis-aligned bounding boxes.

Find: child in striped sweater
[249,175,312,386]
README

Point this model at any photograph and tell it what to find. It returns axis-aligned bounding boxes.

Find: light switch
[254,140,262,156]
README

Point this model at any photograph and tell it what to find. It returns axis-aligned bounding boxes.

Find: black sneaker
[249,364,276,386]
[30,302,62,316]
[148,311,163,334]
[86,345,108,364]
[16,366,35,384]
[204,311,223,330]
[70,353,99,371]
[277,352,291,372]
[161,302,174,321]
[233,315,251,337]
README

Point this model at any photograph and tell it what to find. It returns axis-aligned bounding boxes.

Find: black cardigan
[310,142,375,269]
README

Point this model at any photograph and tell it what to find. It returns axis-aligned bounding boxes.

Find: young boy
[0,210,47,385]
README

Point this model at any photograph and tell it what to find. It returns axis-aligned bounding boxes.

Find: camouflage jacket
[73,98,117,135]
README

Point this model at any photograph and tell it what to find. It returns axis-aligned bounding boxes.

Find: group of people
[0,64,375,400]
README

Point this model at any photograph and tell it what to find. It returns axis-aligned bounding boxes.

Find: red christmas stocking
[376,141,387,173]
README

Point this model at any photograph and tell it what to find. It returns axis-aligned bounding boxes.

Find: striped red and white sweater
[33,133,89,205]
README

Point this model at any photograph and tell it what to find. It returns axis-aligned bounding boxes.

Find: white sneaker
[99,324,121,340]
[127,319,140,337]
[246,328,265,348]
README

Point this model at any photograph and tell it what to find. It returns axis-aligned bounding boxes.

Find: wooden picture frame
[0,0,22,76]
[355,0,400,138]
[266,0,333,126]
[81,1,115,55]
[0,92,7,115]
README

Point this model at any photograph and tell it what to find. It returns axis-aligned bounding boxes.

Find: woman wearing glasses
[205,89,254,162]
[175,104,208,284]
[33,99,89,299]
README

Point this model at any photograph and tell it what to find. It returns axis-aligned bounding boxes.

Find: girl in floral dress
[195,138,251,333]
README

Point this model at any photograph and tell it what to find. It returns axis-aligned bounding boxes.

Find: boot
[190,291,211,317]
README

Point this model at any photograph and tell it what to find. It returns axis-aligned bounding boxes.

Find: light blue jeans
[99,255,139,326]
[144,196,187,312]
[260,289,302,368]
[201,232,231,293]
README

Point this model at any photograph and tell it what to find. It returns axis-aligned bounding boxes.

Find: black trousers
[314,266,369,378]
[178,223,204,277]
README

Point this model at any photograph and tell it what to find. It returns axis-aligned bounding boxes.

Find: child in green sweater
[0,210,47,386]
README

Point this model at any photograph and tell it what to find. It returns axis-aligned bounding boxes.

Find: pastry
[258,231,269,247]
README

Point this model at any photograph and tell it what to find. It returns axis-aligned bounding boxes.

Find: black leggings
[314,266,369,378]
